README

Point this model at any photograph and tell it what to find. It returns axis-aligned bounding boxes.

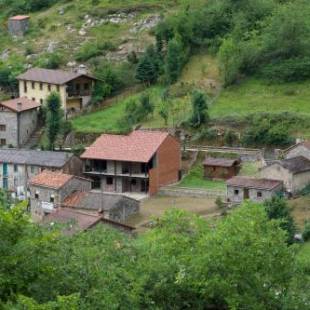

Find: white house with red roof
[81,130,181,195]
[0,97,40,147]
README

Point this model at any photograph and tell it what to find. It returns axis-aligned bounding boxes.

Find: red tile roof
[10,15,29,21]
[63,191,88,208]
[0,97,40,112]
[227,176,283,190]
[17,68,97,85]
[29,171,73,189]
[81,130,171,163]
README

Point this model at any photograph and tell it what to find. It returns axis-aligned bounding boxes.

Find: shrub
[302,221,310,241]
[75,41,115,62]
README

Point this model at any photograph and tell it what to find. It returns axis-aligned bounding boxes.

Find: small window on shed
[257,191,262,198]
[35,191,39,199]
[234,189,239,196]
[106,177,113,185]
[50,195,55,203]
[0,125,6,131]
[14,164,18,172]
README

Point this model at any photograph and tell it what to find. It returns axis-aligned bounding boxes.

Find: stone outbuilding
[260,156,310,195]
[227,176,283,204]
[284,141,310,161]
[8,15,30,36]
[0,97,40,147]
[29,171,92,221]
[203,157,240,180]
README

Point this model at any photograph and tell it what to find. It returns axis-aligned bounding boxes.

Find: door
[243,188,249,199]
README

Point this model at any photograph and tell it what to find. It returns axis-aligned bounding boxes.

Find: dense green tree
[45,92,63,150]
[165,38,184,84]
[264,196,296,244]
[190,90,209,128]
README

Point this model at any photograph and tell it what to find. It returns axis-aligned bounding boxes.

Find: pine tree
[190,90,209,128]
[165,39,183,84]
[135,54,158,85]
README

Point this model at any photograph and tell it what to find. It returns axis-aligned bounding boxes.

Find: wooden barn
[203,157,241,180]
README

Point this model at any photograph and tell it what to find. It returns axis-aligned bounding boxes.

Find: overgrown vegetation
[1,201,308,309]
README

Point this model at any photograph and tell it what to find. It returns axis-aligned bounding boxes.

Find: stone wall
[0,111,17,146]
[19,109,38,146]
[286,145,310,161]
[159,186,226,199]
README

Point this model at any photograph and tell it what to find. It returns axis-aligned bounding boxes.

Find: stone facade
[0,108,38,147]
[227,185,281,204]
[8,16,29,36]
[285,145,310,161]
[260,163,310,194]
[29,177,92,221]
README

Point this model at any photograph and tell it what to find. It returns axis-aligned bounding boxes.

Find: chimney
[77,64,87,74]
[17,102,22,110]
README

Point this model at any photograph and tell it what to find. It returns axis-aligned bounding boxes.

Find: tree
[135,53,158,85]
[190,90,209,128]
[165,38,184,84]
[45,92,63,150]
[264,196,296,244]
[159,101,169,126]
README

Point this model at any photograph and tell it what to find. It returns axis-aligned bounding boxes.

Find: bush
[302,221,310,241]
[75,41,115,62]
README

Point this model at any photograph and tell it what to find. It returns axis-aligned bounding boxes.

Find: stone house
[0,149,82,199]
[0,97,40,147]
[203,157,240,180]
[260,156,310,195]
[17,68,98,116]
[81,130,181,195]
[284,141,310,161]
[8,15,29,36]
[227,176,283,204]
[29,171,92,221]
[29,170,140,223]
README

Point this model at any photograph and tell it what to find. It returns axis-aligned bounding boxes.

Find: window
[84,83,89,90]
[0,139,6,146]
[76,84,80,91]
[106,177,113,185]
[24,81,27,93]
[234,189,239,196]
[40,99,43,105]
[32,97,35,101]
[56,85,60,92]
[32,82,35,89]
[48,84,51,91]
[50,196,55,203]
[30,166,35,173]
[257,191,262,198]
[92,177,101,189]
[35,191,39,199]
[14,164,18,172]
[0,125,6,132]
[131,179,137,186]
[40,83,43,90]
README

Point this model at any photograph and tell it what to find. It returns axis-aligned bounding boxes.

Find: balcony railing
[67,91,91,97]
[84,167,149,178]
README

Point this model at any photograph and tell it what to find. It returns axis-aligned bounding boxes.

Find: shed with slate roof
[260,156,310,194]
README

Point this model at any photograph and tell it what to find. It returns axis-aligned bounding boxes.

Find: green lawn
[211,78,310,119]
[178,165,226,190]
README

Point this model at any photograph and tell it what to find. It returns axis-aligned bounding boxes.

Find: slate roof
[17,68,96,85]
[203,157,240,167]
[0,149,73,168]
[0,97,40,112]
[274,156,310,174]
[29,171,74,189]
[81,130,172,163]
[227,176,283,190]
[10,15,29,21]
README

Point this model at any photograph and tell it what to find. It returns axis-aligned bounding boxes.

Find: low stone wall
[159,186,226,199]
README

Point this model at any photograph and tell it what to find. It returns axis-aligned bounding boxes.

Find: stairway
[22,127,43,149]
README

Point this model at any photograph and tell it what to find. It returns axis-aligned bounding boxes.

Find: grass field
[210,78,310,119]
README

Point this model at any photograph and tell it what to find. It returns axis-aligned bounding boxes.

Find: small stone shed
[8,15,30,36]
[227,176,283,204]
[260,156,310,195]
[203,157,241,180]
